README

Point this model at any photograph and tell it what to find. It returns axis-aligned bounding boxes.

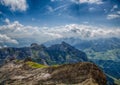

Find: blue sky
[0,0,120,47]
[0,0,120,27]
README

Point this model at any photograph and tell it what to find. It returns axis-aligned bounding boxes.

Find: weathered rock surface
[0,61,106,85]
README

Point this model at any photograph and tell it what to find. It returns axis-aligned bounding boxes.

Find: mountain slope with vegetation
[0,42,88,65]
[44,37,120,61]
[44,37,120,85]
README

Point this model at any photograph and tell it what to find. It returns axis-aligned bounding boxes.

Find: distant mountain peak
[30,43,46,50]
[47,42,88,62]
[31,43,39,47]
[61,41,71,47]
[61,41,68,45]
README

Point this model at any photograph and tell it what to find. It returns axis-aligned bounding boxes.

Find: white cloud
[117,11,120,14]
[107,14,120,20]
[104,9,107,13]
[71,0,103,4]
[47,4,68,13]
[51,0,55,2]
[0,11,2,14]
[47,6,54,12]
[4,18,10,24]
[0,20,60,44]
[32,18,35,21]
[83,21,89,24]
[89,7,95,11]
[53,24,120,39]
[0,0,28,11]
[51,0,63,2]
[0,34,18,44]
[0,19,120,46]
[54,4,68,11]
[107,5,120,20]
[111,5,118,12]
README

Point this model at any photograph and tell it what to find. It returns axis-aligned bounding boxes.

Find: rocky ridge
[0,61,106,85]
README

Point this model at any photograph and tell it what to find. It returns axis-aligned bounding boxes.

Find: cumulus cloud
[107,5,120,20]
[107,14,120,20]
[51,24,120,39]
[0,20,62,45]
[0,0,28,11]
[0,19,120,47]
[71,0,103,4]
[0,34,18,44]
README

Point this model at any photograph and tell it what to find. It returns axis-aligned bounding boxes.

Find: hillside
[0,61,107,85]
[44,37,120,84]
[0,42,88,65]
[44,37,120,61]
[93,60,120,85]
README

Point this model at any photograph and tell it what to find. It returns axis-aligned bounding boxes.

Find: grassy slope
[85,49,120,60]
[26,61,48,68]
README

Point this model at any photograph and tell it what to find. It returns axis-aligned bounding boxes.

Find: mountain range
[44,37,120,61]
[0,42,88,65]
[0,41,119,85]
[44,37,120,85]
[0,42,107,85]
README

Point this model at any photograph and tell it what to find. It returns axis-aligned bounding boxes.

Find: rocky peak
[30,43,46,50]
[46,42,88,63]
[31,43,39,47]
[48,41,80,51]
[61,41,70,47]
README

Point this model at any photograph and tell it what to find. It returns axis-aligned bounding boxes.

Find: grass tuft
[26,61,48,68]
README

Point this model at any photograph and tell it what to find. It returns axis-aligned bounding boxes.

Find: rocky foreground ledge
[0,61,106,85]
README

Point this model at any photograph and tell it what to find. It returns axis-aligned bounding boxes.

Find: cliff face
[0,61,106,85]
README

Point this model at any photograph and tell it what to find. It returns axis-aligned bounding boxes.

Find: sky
[0,0,120,47]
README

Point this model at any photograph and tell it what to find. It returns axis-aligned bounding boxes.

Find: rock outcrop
[0,61,106,85]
